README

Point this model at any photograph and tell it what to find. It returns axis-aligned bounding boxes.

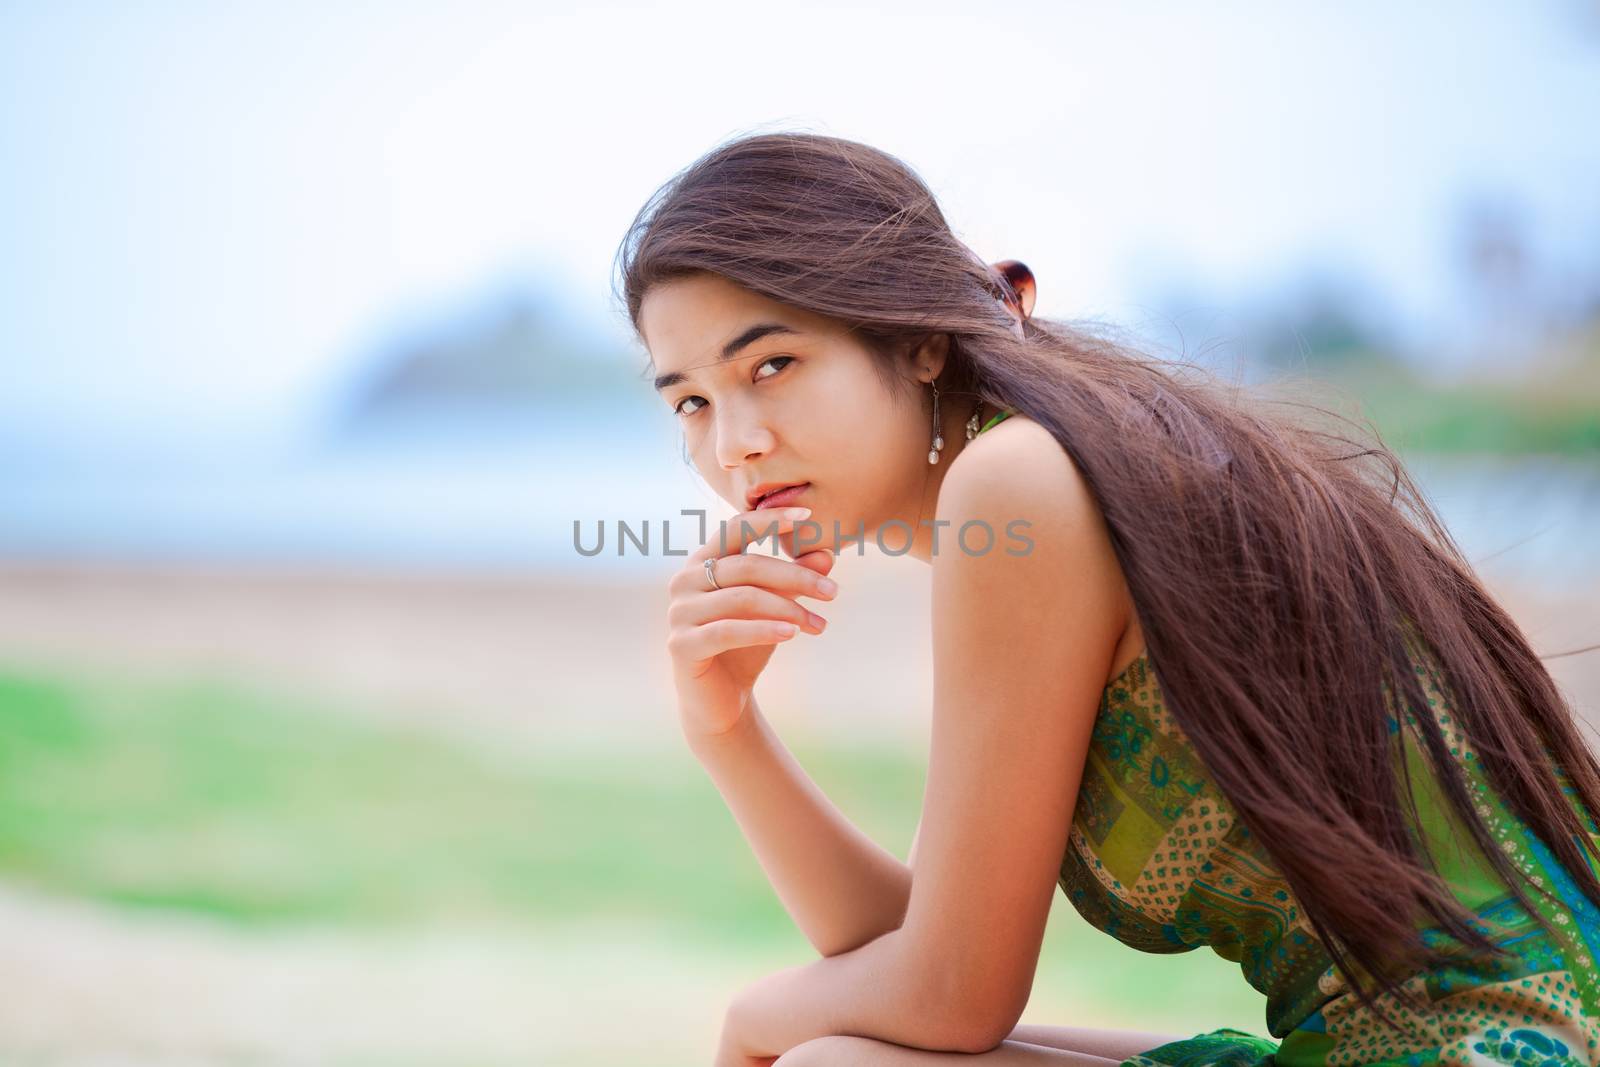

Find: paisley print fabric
[1058,649,1600,1067]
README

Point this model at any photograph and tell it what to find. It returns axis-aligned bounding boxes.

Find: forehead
[640,273,812,367]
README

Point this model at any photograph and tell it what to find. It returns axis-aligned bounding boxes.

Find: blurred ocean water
[0,402,702,579]
[0,405,1595,586]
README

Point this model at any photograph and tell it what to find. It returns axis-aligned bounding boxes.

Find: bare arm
[715,418,1134,1057]
[688,693,917,958]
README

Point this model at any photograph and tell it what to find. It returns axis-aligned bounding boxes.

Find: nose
[713,398,776,471]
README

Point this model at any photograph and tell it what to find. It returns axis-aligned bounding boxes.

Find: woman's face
[640,271,943,559]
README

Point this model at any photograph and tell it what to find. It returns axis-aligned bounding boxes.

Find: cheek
[791,370,907,447]
[681,422,715,465]
[832,423,920,499]
[677,432,723,491]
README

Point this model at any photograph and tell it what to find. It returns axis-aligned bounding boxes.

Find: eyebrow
[652,323,801,392]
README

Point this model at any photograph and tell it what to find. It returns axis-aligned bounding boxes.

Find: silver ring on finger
[704,556,722,591]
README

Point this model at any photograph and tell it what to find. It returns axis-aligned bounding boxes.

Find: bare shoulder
[937,412,1102,549]
[933,411,1131,656]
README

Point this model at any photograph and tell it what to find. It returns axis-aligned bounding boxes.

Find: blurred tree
[1224,267,1401,378]
[1451,191,1540,368]
[327,285,641,434]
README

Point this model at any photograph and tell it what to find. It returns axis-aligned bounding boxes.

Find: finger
[690,508,812,563]
[670,617,800,664]
[695,550,837,603]
[791,548,835,579]
[672,584,827,634]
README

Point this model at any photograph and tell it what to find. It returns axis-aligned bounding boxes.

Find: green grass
[0,664,1268,1032]
[1263,339,1600,456]
[0,667,924,942]
[1363,382,1600,455]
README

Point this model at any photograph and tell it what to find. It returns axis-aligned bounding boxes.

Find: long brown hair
[612,129,1600,1026]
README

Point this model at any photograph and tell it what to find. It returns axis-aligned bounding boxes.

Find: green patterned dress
[975,408,1600,1067]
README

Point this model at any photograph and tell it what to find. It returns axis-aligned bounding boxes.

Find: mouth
[748,482,810,510]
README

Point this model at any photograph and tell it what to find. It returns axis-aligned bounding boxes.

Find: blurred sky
[2,0,1598,447]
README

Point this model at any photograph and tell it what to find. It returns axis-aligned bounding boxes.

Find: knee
[773,1035,873,1066]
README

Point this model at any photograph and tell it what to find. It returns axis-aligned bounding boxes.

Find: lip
[747,482,810,510]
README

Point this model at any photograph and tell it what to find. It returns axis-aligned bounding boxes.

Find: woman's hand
[668,506,838,744]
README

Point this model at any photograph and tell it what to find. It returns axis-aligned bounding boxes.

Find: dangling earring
[964,405,983,441]
[928,379,944,464]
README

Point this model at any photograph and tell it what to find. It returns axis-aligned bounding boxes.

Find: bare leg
[774,1035,1122,1064]
[1004,1024,1189,1061]
[772,1024,1190,1065]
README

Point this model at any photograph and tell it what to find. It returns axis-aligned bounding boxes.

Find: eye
[671,355,794,417]
[754,354,794,380]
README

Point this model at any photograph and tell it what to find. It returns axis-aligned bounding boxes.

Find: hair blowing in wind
[611,129,1600,1028]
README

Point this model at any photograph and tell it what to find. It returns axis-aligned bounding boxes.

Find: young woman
[615,131,1600,1067]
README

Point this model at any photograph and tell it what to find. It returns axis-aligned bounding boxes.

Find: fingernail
[807,612,827,630]
[787,507,811,518]
[816,577,838,595]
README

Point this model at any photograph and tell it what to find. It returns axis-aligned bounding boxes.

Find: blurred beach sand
[0,553,966,755]
[0,557,1596,1065]
[0,556,1595,750]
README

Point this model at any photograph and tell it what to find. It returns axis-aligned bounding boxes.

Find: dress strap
[977,408,1014,434]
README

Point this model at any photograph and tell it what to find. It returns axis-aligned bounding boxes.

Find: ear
[908,332,952,384]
